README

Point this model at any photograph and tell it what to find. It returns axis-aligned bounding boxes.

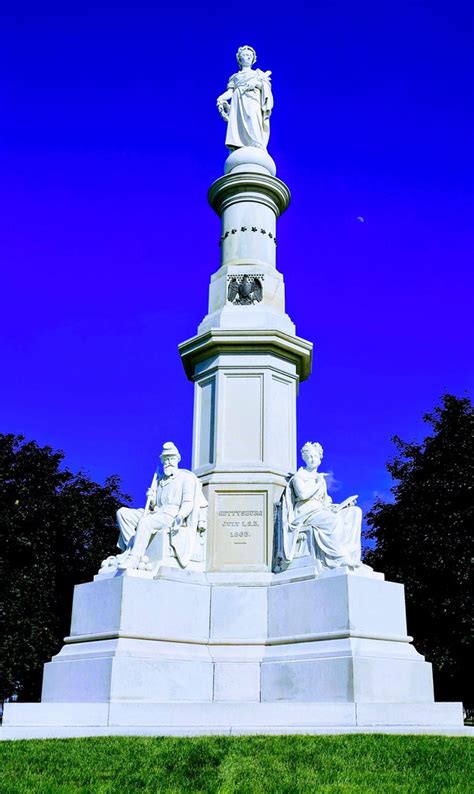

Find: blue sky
[1,1,472,518]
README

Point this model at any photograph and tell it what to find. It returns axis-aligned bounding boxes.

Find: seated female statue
[282,441,368,572]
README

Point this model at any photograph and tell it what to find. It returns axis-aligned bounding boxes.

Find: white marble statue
[217,45,273,150]
[100,442,207,573]
[281,442,367,572]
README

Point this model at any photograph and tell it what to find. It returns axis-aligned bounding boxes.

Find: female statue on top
[281,442,369,573]
[217,45,273,151]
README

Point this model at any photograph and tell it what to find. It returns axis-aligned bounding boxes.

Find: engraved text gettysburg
[214,493,266,567]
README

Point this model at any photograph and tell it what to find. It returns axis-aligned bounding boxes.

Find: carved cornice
[179,328,313,382]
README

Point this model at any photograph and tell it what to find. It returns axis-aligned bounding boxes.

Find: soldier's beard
[163,463,177,477]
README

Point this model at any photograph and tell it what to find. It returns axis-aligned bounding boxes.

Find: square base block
[3,701,465,735]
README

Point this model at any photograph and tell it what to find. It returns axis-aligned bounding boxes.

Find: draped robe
[225,69,273,150]
[282,467,363,570]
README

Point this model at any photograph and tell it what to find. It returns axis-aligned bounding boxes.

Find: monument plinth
[2,45,467,738]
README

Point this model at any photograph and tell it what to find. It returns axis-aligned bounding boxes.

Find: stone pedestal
[3,566,464,733]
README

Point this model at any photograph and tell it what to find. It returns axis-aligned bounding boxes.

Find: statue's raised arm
[217,45,273,151]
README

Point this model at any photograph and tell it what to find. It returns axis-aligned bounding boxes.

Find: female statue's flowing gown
[283,468,363,570]
[225,69,273,150]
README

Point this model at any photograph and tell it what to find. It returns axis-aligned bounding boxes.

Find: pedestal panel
[212,490,267,569]
[2,568,465,731]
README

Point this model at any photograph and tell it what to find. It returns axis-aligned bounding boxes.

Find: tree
[0,434,130,703]
[364,395,473,712]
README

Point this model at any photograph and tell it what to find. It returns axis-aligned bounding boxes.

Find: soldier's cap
[160,441,181,462]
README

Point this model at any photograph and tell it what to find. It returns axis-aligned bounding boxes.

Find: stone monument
[2,46,466,736]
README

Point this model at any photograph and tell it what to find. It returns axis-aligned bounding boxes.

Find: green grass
[0,735,472,793]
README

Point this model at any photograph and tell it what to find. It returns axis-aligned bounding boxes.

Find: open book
[335,495,358,512]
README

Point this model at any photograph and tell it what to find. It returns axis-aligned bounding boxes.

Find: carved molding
[208,172,291,218]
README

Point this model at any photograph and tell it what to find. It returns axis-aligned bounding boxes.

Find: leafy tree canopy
[364,394,473,711]
[0,434,129,703]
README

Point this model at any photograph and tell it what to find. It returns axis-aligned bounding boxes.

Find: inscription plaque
[213,492,267,568]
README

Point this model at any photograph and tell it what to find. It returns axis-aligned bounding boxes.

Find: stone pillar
[179,150,312,572]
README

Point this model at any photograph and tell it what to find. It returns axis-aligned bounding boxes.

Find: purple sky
[1,2,473,519]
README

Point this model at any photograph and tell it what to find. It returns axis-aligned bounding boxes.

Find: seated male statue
[100,441,207,573]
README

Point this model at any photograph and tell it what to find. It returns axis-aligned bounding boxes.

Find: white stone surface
[268,571,409,641]
[42,657,113,703]
[198,304,295,336]
[262,570,434,704]
[98,444,207,576]
[204,478,285,572]
[4,562,464,729]
[181,144,310,586]
[70,575,211,642]
[263,657,355,702]
[3,725,473,739]
[180,330,312,574]
[207,171,290,274]
[213,663,261,701]
[210,585,268,640]
[261,654,434,703]
[32,568,443,713]
[352,656,434,702]
[2,702,109,727]
[217,46,273,151]
[356,701,465,726]
[224,147,276,175]
[42,641,213,703]
[108,702,356,727]
[109,658,213,702]
[188,342,306,474]
[281,442,365,571]
[40,573,214,704]
[3,701,467,738]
